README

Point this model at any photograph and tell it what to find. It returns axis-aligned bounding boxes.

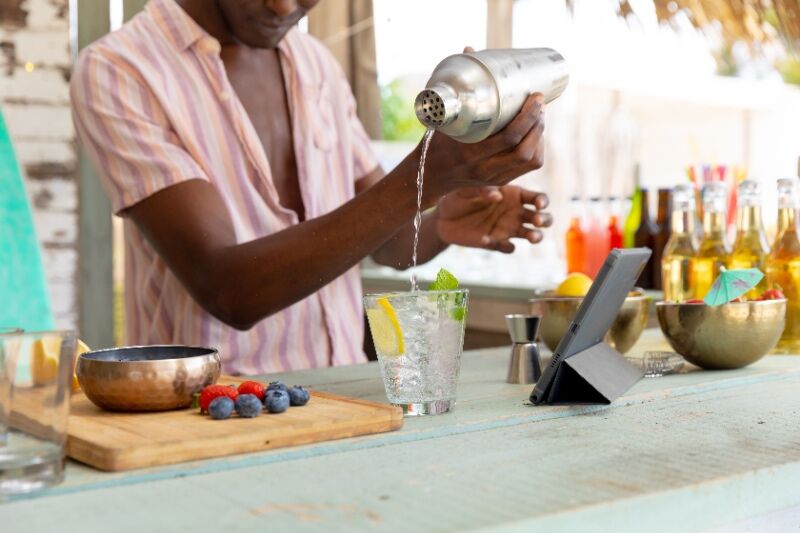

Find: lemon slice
[366,297,404,357]
[74,340,90,392]
[32,337,90,390]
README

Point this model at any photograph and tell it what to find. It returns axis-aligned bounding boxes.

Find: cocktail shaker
[415,48,569,143]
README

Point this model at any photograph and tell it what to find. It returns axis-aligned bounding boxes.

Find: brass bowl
[530,290,650,354]
[76,345,221,412]
[656,300,786,370]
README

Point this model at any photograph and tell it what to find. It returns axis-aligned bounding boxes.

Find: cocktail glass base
[396,399,454,417]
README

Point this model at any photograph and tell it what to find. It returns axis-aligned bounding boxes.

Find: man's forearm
[370,208,449,269]
[129,155,424,330]
[210,168,422,328]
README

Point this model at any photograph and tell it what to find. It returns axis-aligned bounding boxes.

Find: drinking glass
[364,290,468,416]
[0,330,76,497]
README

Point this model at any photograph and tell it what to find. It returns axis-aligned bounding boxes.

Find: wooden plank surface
[4,331,800,531]
[65,378,402,471]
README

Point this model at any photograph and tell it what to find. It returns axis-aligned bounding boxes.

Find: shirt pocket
[301,80,337,153]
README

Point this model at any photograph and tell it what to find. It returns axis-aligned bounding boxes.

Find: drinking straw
[702,164,712,184]
[723,164,737,230]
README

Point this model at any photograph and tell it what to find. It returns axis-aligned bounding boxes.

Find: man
[71,0,550,375]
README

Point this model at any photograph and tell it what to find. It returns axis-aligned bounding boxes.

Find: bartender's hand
[419,92,545,205]
[436,186,552,253]
[415,45,545,206]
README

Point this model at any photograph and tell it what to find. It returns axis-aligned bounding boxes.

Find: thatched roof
[611,0,800,54]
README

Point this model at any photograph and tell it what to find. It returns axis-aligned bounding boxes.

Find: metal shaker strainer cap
[415,84,460,129]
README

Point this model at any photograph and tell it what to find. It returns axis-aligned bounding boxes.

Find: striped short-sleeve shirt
[71,0,379,374]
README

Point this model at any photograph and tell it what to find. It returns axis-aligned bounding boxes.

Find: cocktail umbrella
[703,267,764,306]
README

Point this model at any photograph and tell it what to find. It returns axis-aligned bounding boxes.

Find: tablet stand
[541,341,643,405]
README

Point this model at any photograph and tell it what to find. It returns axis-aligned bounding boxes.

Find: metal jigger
[505,314,542,384]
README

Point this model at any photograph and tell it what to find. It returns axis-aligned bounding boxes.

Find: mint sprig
[428,268,467,322]
[428,268,460,291]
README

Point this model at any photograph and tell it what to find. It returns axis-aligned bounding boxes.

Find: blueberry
[208,396,234,420]
[234,393,262,418]
[288,386,310,406]
[266,381,289,395]
[265,389,290,413]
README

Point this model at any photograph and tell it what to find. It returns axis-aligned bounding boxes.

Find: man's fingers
[496,240,516,253]
[484,93,544,156]
[522,209,553,228]
[463,46,476,53]
[487,119,545,182]
[520,190,549,210]
[485,237,515,254]
[516,227,543,243]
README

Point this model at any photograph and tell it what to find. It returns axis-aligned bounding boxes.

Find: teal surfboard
[0,106,54,331]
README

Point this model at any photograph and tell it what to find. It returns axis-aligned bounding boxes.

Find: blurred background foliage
[380,79,425,141]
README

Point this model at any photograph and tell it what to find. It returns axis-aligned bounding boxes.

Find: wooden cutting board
[62,377,403,471]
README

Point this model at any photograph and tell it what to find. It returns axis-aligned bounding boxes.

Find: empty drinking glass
[0,330,76,497]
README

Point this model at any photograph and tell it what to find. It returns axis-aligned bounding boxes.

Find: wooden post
[123,0,149,22]
[487,0,514,49]
[76,0,114,348]
[308,0,382,139]
[308,0,351,75]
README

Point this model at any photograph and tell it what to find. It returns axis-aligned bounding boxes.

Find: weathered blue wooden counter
[3,330,800,531]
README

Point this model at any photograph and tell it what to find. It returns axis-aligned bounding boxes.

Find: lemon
[31,337,90,391]
[73,340,90,392]
[555,273,594,297]
[366,297,404,357]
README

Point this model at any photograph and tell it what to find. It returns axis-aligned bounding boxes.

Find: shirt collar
[147,0,300,56]
[147,0,212,52]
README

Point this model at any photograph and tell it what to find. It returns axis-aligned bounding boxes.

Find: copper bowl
[76,345,221,412]
[530,290,650,354]
[657,300,786,369]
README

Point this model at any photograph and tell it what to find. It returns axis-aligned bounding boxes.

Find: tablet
[530,248,651,404]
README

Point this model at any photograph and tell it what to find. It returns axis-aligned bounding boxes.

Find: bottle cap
[738,180,761,207]
[702,182,727,213]
[778,178,799,209]
[672,184,695,211]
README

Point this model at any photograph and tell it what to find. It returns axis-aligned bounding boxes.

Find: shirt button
[200,38,220,54]
[219,91,230,101]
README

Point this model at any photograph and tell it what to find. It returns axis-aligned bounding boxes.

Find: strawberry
[684,299,705,304]
[759,289,785,301]
[237,380,265,401]
[199,384,239,413]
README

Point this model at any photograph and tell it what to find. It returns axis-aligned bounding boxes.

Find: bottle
[607,197,624,251]
[727,180,770,299]
[652,188,672,290]
[662,185,698,302]
[585,197,609,278]
[633,189,659,288]
[623,164,642,248]
[415,48,569,143]
[691,182,731,299]
[565,196,587,275]
[766,178,800,354]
